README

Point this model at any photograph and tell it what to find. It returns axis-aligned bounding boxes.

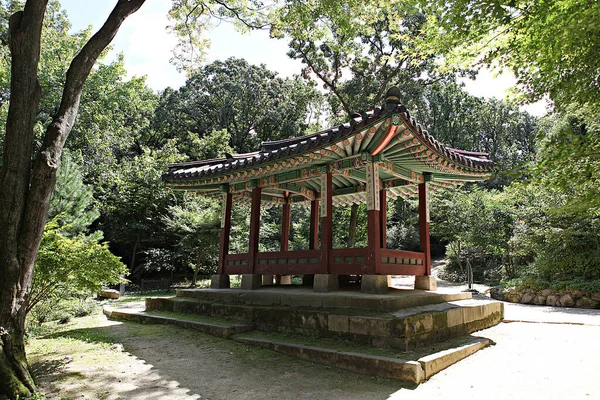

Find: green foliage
[419,0,600,116]
[152,58,323,154]
[29,218,127,324]
[162,193,221,282]
[48,149,99,237]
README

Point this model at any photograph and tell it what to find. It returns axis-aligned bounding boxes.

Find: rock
[546,295,559,307]
[575,296,599,309]
[490,287,504,301]
[559,294,574,307]
[98,289,120,299]
[533,295,547,305]
[591,293,600,302]
[541,289,553,296]
[521,293,535,304]
[506,292,522,303]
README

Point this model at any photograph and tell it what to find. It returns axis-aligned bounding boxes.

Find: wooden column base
[210,274,230,289]
[313,274,339,293]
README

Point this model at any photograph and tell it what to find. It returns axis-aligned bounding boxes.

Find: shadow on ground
[36,319,414,400]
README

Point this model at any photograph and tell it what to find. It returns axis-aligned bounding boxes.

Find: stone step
[103,307,254,338]
[145,296,503,350]
[174,287,472,312]
[234,334,491,384]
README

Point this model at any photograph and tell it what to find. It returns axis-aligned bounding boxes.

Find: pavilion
[162,87,494,294]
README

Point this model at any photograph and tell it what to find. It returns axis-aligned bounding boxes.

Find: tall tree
[419,0,600,116]
[0,1,145,396]
[152,57,323,154]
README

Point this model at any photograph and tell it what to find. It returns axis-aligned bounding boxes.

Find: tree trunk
[347,204,358,248]
[0,1,146,397]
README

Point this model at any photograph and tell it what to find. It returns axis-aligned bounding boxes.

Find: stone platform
[146,286,503,350]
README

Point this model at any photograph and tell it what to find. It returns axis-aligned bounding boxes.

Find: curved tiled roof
[164,88,494,182]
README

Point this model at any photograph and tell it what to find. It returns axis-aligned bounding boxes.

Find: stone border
[491,287,600,309]
[234,336,491,384]
[103,306,254,338]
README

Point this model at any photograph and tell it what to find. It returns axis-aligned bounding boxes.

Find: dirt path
[29,313,405,400]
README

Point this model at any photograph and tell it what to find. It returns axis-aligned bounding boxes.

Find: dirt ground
[27,271,600,400]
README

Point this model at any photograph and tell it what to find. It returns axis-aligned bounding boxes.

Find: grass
[115,290,173,304]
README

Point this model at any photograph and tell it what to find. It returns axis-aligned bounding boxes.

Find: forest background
[1,0,598,356]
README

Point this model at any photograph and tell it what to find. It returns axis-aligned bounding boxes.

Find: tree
[0,0,145,396]
[48,149,100,237]
[419,0,600,115]
[152,57,323,154]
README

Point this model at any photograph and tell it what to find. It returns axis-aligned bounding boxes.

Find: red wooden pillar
[366,162,381,273]
[248,186,262,273]
[379,189,387,249]
[418,182,431,275]
[281,200,291,252]
[309,199,319,250]
[320,172,333,272]
[218,191,233,274]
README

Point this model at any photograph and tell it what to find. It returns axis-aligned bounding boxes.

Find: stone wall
[490,287,600,309]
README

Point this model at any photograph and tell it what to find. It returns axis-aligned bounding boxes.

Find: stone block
[313,274,339,293]
[321,296,351,309]
[533,295,547,305]
[98,289,120,299]
[521,293,535,304]
[280,294,323,308]
[350,297,384,311]
[546,294,559,306]
[559,293,574,307]
[241,274,262,290]
[446,307,463,328]
[576,296,599,309]
[239,292,281,306]
[210,274,230,289]
[369,318,393,337]
[418,338,489,380]
[361,275,390,294]
[348,317,371,335]
[328,314,349,333]
[414,275,437,291]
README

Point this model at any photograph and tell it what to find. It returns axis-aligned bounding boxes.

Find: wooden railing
[377,249,426,275]
[223,253,251,274]
[256,250,321,275]
[330,248,371,275]
[222,248,426,276]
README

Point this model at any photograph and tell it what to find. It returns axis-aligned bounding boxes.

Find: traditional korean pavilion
[163,87,494,294]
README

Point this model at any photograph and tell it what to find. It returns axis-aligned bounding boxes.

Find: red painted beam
[320,172,333,272]
[418,182,431,275]
[379,189,387,249]
[218,192,233,274]
[281,201,291,252]
[248,186,262,273]
[309,199,319,250]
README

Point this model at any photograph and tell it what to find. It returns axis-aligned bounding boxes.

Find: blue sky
[59,0,546,115]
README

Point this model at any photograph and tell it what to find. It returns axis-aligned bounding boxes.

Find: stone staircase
[105,287,503,384]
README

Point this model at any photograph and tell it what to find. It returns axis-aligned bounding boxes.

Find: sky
[60,0,547,116]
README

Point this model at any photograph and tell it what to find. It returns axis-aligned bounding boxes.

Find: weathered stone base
[361,275,389,294]
[415,275,437,291]
[211,274,230,289]
[313,274,339,292]
[241,274,262,290]
[146,293,503,351]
